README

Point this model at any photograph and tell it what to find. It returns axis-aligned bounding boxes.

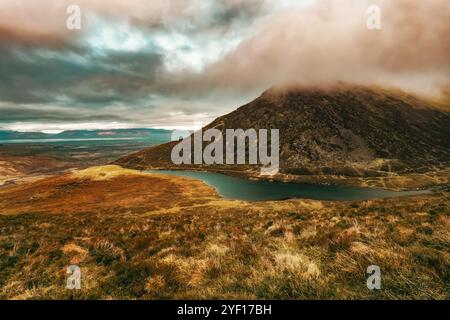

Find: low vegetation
[0,166,448,299]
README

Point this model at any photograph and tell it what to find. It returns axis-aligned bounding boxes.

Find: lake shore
[0,165,448,299]
[132,164,450,192]
[145,169,431,201]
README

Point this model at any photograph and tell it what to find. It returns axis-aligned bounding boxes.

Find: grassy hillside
[0,166,448,299]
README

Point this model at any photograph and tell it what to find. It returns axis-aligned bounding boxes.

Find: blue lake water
[147,170,430,201]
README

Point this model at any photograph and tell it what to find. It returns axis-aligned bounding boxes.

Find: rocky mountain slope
[116,84,450,177]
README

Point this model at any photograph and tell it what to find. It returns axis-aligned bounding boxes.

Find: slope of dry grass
[0,166,216,216]
[0,166,448,299]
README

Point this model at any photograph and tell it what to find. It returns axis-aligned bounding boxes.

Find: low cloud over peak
[0,0,448,131]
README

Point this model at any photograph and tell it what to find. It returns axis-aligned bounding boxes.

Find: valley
[1,0,449,304]
[0,85,448,300]
[0,165,448,299]
[0,128,172,187]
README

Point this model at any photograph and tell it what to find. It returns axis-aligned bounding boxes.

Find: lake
[147,170,430,201]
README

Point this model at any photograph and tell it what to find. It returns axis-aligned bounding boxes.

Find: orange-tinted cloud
[198,0,450,96]
[0,0,448,130]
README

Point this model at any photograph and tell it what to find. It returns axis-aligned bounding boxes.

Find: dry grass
[69,165,143,181]
[0,168,448,300]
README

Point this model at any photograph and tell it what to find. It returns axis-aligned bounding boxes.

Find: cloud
[197,0,450,96]
[0,103,129,123]
[0,0,448,131]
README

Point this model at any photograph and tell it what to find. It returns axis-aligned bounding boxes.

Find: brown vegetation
[0,166,448,299]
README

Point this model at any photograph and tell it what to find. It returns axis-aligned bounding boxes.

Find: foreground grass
[0,167,448,299]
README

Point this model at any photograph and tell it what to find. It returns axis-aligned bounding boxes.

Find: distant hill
[115,84,450,177]
[0,128,172,143]
[53,128,171,139]
[0,131,51,140]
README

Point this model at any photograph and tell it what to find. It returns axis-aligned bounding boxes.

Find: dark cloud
[0,105,129,123]
[0,0,448,130]
[0,44,165,105]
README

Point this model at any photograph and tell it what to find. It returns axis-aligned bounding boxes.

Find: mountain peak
[117,84,450,177]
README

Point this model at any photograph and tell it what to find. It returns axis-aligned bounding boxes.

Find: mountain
[0,131,52,140]
[53,128,171,140]
[0,128,172,142]
[115,84,450,177]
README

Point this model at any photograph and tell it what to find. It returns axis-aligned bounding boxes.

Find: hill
[115,84,450,181]
[0,165,448,299]
[0,128,172,142]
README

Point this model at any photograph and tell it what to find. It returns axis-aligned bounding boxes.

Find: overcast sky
[0,0,448,132]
